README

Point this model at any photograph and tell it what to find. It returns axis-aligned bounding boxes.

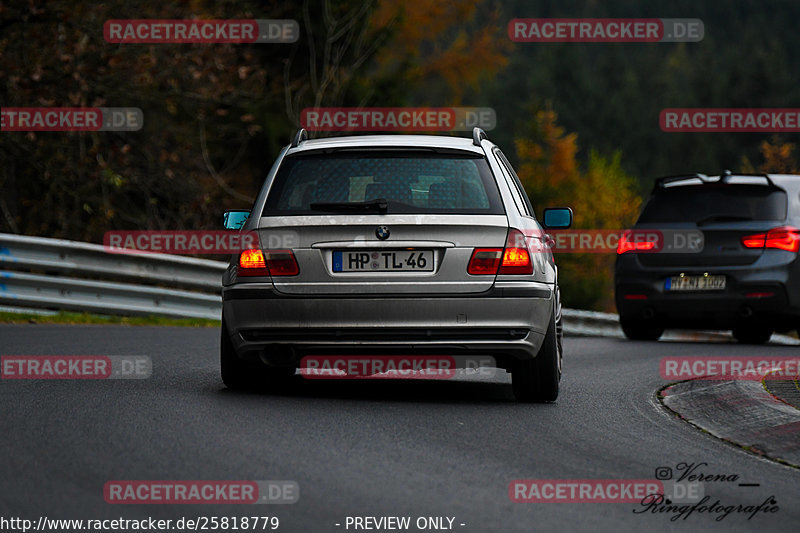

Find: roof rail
[291,128,308,148]
[472,127,489,147]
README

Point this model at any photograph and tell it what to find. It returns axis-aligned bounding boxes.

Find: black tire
[620,317,664,341]
[512,303,562,403]
[220,322,292,390]
[732,324,773,344]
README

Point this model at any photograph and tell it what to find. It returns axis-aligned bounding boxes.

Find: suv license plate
[665,275,726,291]
[333,250,434,272]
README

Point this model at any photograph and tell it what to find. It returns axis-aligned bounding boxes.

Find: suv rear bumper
[222,282,552,370]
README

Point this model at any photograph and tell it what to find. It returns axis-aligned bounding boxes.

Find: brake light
[467,229,533,275]
[239,249,267,276]
[238,249,299,276]
[498,229,533,274]
[740,234,765,248]
[616,230,659,254]
[741,226,800,253]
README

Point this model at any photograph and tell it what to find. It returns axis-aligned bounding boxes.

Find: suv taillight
[616,230,659,254]
[741,226,800,253]
[238,249,299,276]
[467,229,533,275]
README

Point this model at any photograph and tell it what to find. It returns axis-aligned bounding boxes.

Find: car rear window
[262,151,504,215]
[638,185,787,223]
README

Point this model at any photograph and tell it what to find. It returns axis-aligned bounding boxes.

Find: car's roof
[285,134,486,155]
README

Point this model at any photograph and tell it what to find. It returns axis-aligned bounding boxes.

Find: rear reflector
[742,226,800,253]
[238,249,299,277]
[745,291,774,299]
[623,294,648,300]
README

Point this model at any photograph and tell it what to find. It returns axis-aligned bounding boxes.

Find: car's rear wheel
[732,324,773,344]
[620,317,664,341]
[512,302,561,402]
[221,321,293,390]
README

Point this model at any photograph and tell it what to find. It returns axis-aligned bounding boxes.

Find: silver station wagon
[221,128,572,401]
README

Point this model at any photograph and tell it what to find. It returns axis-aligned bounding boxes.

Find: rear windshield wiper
[696,214,753,226]
[309,198,388,213]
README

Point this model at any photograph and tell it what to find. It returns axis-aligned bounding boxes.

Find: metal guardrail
[0,233,225,320]
[0,233,225,290]
[2,232,798,342]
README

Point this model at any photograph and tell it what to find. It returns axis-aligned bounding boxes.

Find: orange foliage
[513,108,642,310]
[757,137,798,173]
[370,1,510,103]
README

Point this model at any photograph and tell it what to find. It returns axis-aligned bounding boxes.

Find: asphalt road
[1,324,799,533]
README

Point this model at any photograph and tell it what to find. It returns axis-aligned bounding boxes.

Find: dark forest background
[2,0,799,309]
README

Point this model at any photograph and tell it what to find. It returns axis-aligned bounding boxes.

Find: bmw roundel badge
[375,226,390,240]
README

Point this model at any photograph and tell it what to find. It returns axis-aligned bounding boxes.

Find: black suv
[615,172,800,343]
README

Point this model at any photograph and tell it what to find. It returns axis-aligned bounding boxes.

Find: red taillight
[616,230,659,254]
[467,249,502,275]
[741,226,800,253]
[239,249,268,276]
[264,249,300,276]
[238,249,299,276]
[499,229,533,274]
[467,229,533,275]
[623,294,648,300]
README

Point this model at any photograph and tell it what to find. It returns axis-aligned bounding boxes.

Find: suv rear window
[262,151,504,215]
[638,185,787,223]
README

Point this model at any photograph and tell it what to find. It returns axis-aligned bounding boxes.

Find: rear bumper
[615,255,800,330]
[222,282,552,370]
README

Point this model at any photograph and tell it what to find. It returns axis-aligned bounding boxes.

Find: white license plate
[665,275,726,291]
[333,250,433,272]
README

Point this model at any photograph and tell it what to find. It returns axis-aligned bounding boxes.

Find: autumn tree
[514,107,641,311]
[0,0,509,242]
[741,136,799,174]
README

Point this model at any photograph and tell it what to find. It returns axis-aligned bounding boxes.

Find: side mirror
[223,210,250,230]
[543,207,573,229]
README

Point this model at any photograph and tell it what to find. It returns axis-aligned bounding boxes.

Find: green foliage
[514,108,641,311]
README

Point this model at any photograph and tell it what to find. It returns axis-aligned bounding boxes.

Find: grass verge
[0,311,220,327]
